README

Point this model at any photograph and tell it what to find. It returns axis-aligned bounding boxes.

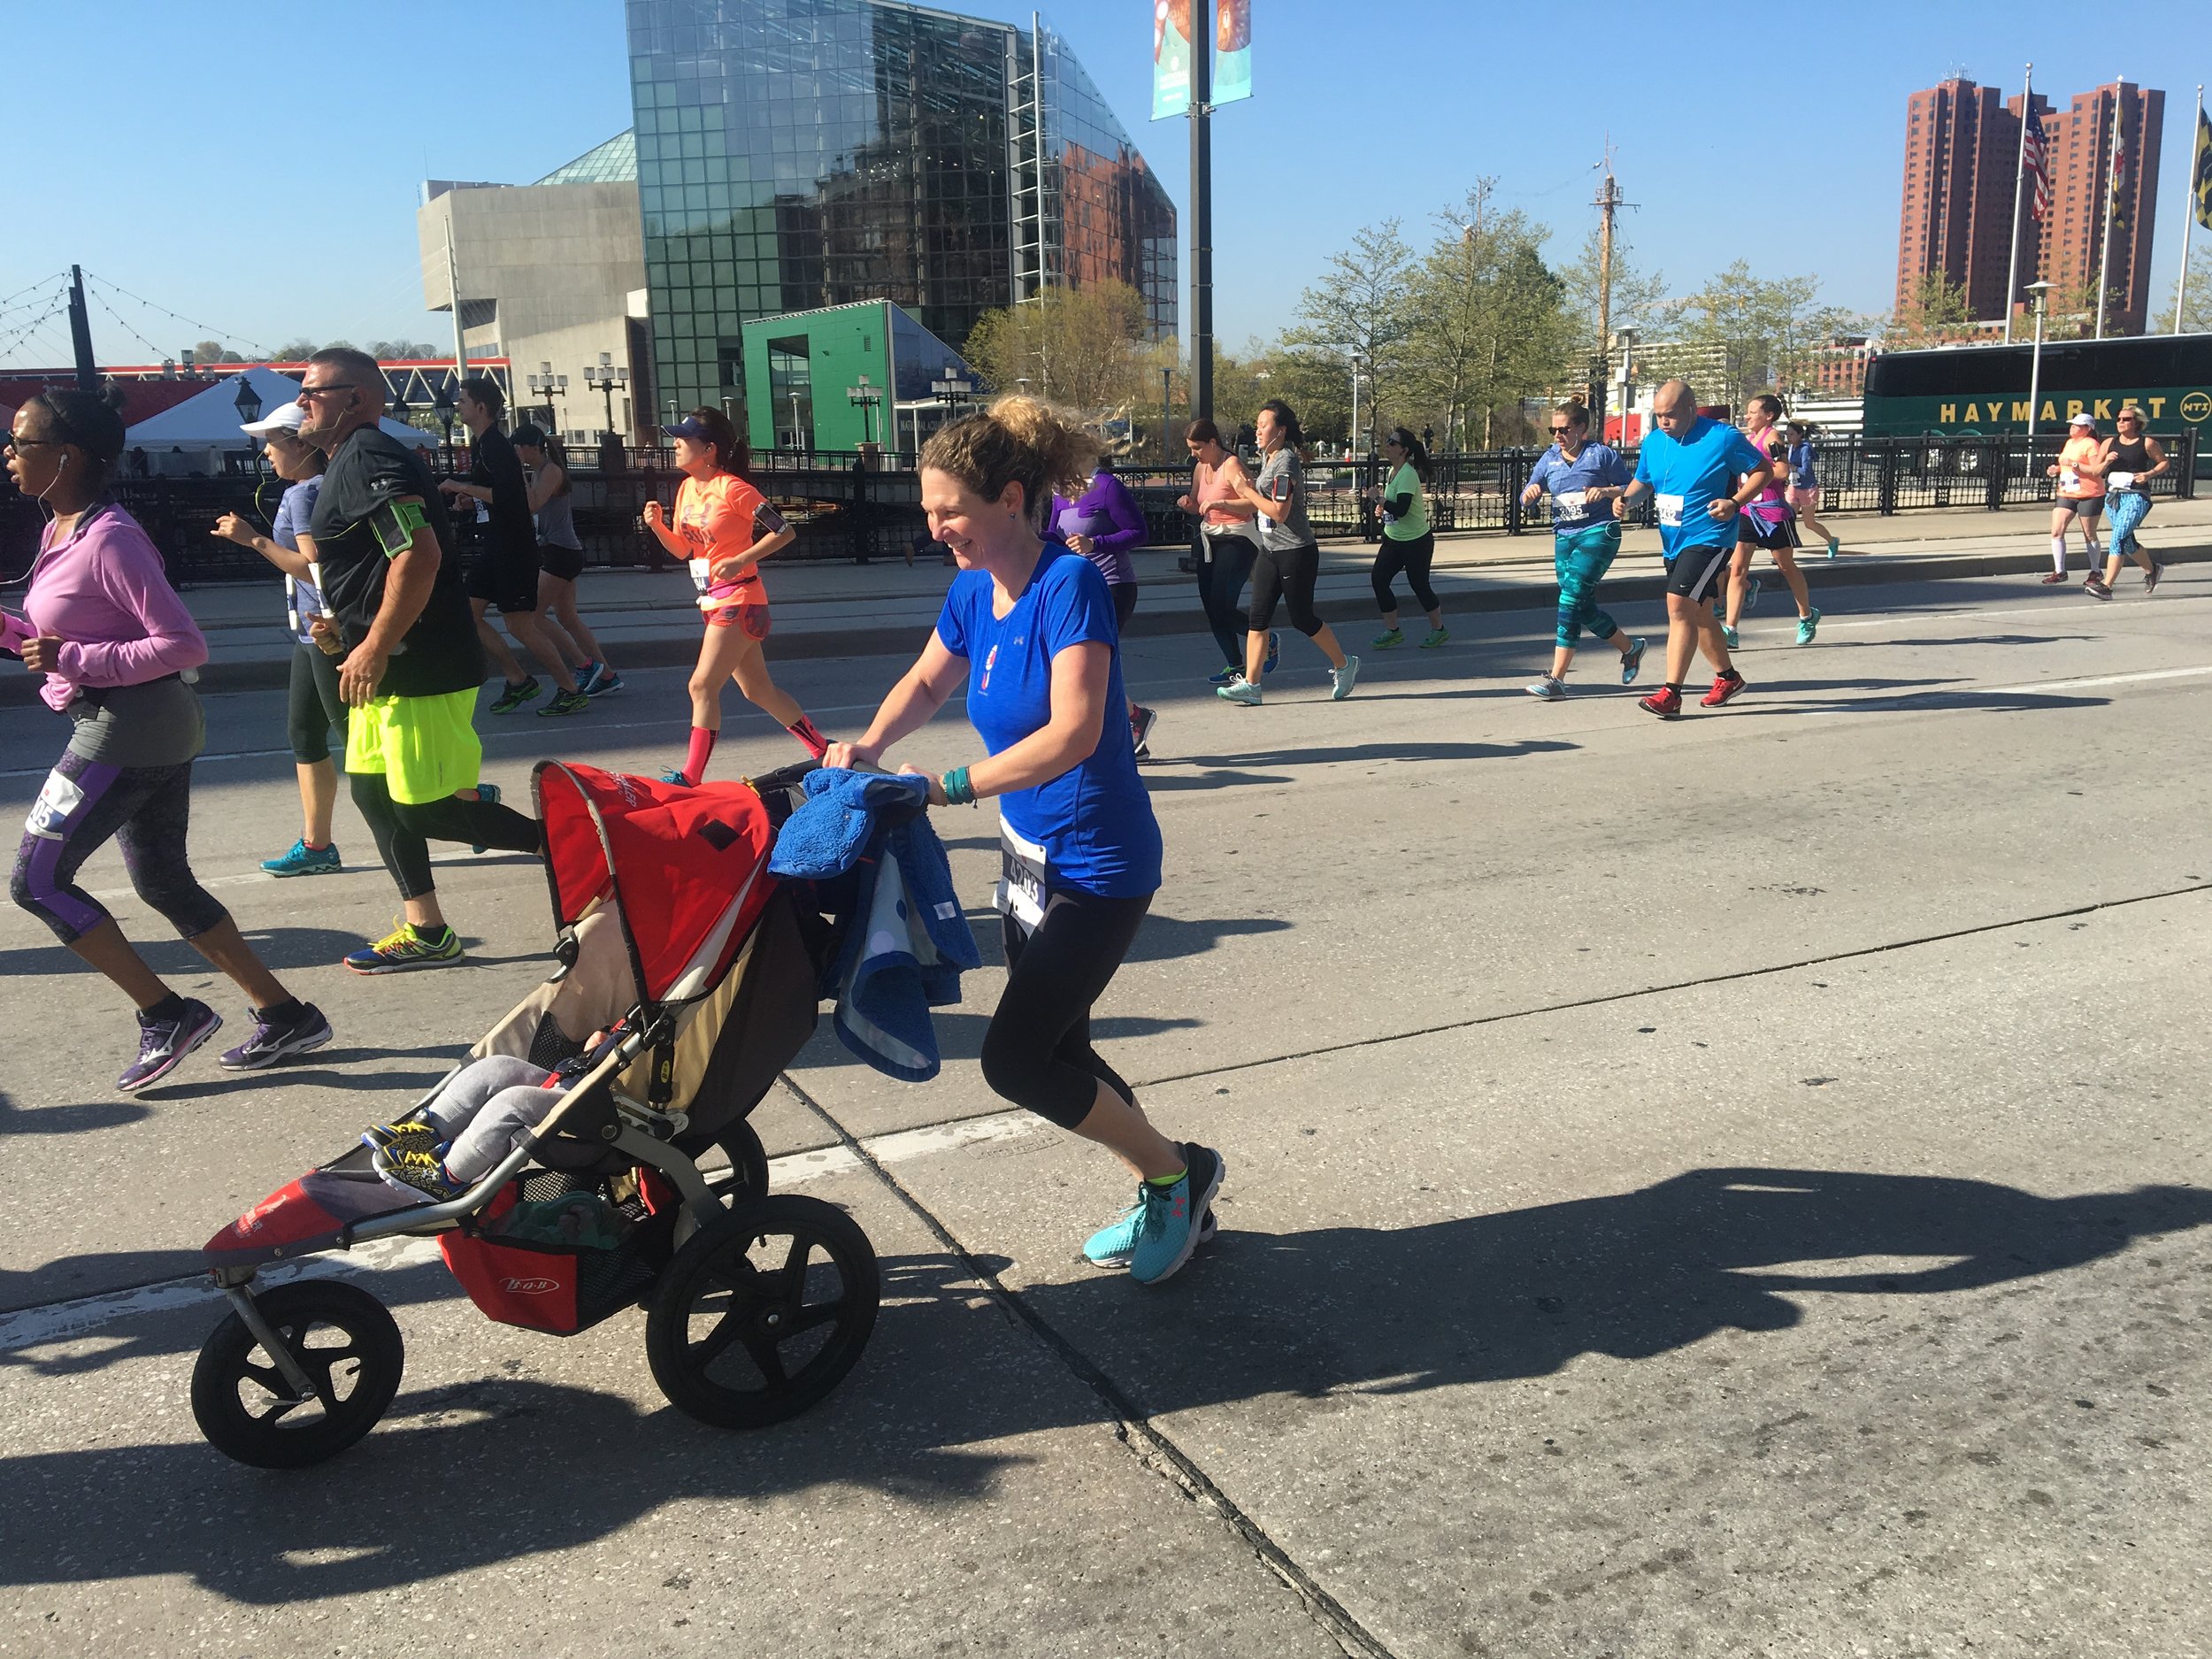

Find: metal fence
[3,430,2193,588]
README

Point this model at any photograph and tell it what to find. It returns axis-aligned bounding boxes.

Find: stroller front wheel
[645,1194,879,1429]
[190,1279,404,1468]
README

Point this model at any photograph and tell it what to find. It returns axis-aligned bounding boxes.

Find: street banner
[1216,0,1252,105]
[1152,0,1192,120]
[2194,108,2212,230]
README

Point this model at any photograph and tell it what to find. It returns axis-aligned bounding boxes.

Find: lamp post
[526,359,568,434]
[1162,365,1174,462]
[233,377,263,475]
[582,351,628,441]
[846,373,883,448]
[432,380,457,467]
[2024,280,2055,484]
[930,365,972,445]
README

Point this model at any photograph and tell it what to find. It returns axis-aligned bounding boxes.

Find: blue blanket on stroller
[770,770,979,1081]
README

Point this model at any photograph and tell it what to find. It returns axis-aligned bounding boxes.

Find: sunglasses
[1548,426,1578,435]
[4,435,59,450]
[298,383,358,400]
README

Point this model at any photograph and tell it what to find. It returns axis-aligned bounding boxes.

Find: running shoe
[1083,1196,1218,1267]
[1825,537,1841,560]
[2084,578,2113,601]
[1747,576,1763,610]
[1620,636,1648,685]
[538,687,591,718]
[1719,624,1740,650]
[345,920,465,975]
[374,1144,462,1201]
[1371,627,1405,649]
[574,661,603,695]
[218,1001,333,1071]
[1701,670,1747,708]
[1265,631,1281,674]
[1419,626,1449,649]
[469,781,502,855]
[1525,675,1565,701]
[117,999,222,1093]
[1128,1143,1225,1286]
[2145,563,2166,595]
[488,676,541,715]
[1639,687,1684,719]
[1207,664,1243,687]
[1330,655,1361,701]
[1130,704,1158,760]
[363,1119,441,1155]
[1795,609,1822,646]
[1217,680,1262,706]
[260,839,341,879]
[585,669,624,697]
[658,766,695,786]
[2039,571,2070,585]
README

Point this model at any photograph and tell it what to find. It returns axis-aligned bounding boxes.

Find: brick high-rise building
[1895,78,2026,320]
[2024,80,2164,335]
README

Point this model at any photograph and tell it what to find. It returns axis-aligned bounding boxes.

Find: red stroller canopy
[533,762,776,1005]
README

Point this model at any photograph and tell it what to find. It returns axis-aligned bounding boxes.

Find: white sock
[2051,537,2067,572]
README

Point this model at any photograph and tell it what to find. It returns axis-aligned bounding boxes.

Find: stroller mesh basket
[440,1171,674,1336]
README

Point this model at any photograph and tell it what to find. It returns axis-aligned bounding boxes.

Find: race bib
[1655,493,1684,529]
[2108,471,2136,491]
[25,768,84,841]
[1554,490,1587,520]
[2060,468,2080,491]
[687,557,712,595]
[992,821,1048,931]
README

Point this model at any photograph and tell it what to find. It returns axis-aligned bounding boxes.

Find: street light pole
[2024,280,2054,491]
[1162,365,1173,462]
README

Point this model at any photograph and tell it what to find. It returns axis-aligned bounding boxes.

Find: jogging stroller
[190,759,898,1469]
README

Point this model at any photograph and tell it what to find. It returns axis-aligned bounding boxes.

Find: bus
[1861,334,2212,439]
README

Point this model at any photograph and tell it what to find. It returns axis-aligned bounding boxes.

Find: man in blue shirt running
[1619,380,1776,718]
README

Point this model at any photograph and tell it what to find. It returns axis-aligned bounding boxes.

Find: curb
[8,541,2206,705]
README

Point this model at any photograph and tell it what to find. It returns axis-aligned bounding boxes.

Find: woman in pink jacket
[5,389,329,1092]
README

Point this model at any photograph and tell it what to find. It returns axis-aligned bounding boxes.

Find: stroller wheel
[190,1279,404,1468]
[708,1121,772,1203]
[645,1194,879,1429]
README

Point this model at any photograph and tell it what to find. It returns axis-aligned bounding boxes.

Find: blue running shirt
[1528,442,1631,532]
[935,543,1162,898]
[1632,418,1769,557]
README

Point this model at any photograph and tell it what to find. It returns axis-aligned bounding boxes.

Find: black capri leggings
[287,641,349,765]
[349,772,543,901]
[12,749,229,945]
[979,887,1152,1128]
[1247,540,1325,637]
[1371,530,1439,615]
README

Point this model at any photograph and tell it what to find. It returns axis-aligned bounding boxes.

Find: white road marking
[1983,664,2212,695]
[0,1108,1048,1355]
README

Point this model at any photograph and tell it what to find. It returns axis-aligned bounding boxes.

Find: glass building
[626,0,1176,426]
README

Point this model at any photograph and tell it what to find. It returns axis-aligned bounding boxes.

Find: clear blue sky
[3,0,2204,370]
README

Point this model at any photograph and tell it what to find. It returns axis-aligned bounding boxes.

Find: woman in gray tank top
[513,426,620,695]
[1218,399,1357,704]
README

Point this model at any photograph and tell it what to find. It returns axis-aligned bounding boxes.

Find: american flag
[2023,108,2052,220]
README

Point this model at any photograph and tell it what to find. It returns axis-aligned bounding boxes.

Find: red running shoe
[1701,671,1747,708]
[2039,571,2069,585]
[1638,687,1683,718]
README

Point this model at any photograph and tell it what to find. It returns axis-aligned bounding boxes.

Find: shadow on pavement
[0,927,368,979]
[0,1170,2202,1598]
[1732,688,2108,718]
[1177,739,1578,770]
[0,1087,148,1138]
[795,1011,1204,1071]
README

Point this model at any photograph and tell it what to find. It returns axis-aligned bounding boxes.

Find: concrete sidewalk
[17,497,2208,703]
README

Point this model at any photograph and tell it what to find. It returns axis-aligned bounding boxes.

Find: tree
[1280,219,1417,446]
[963,280,1152,416]
[1883,272,1977,350]
[190,339,247,365]
[367,339,439,361]
[1560,226,1668,361]
[1670,263,1854,403]
[2151,244,2212,334]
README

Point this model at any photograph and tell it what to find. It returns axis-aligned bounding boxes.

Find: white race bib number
[993,821,1048,931]
[687,557,712,595]
[25,768,84,840]
[2107,471,2136,491]
[2060,469,2080,491]
[1554,490,1587,520]
[1655,493,1685,529]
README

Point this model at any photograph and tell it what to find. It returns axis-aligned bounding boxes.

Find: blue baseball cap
[662,416,711,441]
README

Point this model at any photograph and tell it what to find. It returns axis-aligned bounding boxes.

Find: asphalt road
[2,565,2208,1657]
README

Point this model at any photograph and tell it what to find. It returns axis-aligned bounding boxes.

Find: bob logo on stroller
[502,1277,560,1294]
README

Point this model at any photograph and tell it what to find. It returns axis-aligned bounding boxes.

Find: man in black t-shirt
[439,376,588,716]
[296,348,541,974]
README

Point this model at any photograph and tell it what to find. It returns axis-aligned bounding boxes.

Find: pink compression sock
[683,726,717,786]
[787,715,829,759]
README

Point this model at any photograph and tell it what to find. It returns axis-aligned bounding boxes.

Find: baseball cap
[662,416,711,441]
[2067,411,2096,427]
[241,402,307,436]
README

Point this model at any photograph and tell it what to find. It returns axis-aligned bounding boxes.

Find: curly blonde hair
[918,395,1101,528]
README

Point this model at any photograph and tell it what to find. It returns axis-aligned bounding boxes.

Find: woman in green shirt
[1363,428,1446,649]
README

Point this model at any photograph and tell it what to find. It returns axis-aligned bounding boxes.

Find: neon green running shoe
[1419,626,1449,649]
[345,920,465,975]
[1371,627,1405,649]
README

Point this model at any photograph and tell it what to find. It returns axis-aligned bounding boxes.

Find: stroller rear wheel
[645,1194,879,1428]
[190,1279,404,1468]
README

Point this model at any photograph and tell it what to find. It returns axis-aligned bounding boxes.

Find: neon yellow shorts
[343,687,482,805]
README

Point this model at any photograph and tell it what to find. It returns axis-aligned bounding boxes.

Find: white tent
[124,367,437,471]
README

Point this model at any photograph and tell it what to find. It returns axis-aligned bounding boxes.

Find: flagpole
[2177,84,2203,336]
[2096,78,2124,340]
[2004,63,2032,345]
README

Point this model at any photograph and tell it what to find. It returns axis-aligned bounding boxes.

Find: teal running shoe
[1620,635,1647,685]
[1720,624,1740,650]
[1330,655,1361,701]
[1265,631,1281,674]
[488,676,541,715]
[1084,1195,1218,1267]
[1525,675,1565,701]
[1746,576,1763,610]
[1418,626,1448,649]
[1217,680,1262,706]
[261,838,341,878]
[1795,608,1822,645]
[1128,1144,1225,1286]
[469,781,501,854]
[1371,627,1405,649]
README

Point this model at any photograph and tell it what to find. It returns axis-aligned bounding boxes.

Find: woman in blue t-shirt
[826,396,1223,1286]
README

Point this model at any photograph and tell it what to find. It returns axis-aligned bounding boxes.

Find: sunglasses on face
[4,435,58,451]
[299,384,358,400]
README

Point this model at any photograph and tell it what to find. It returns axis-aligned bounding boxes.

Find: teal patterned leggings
[1555,522,1624,649]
